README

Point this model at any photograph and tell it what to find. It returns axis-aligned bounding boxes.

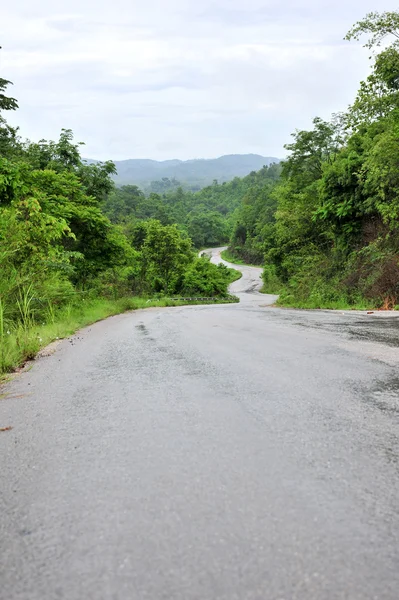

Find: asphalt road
[1,248,399,600]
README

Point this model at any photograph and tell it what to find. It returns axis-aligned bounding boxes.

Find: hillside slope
[111,154,280,188]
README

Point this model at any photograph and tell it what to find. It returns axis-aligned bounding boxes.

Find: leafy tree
[25,130,117,201]
[182,258,236,296]
[103,185,145,222]
[345,11,399,49]
[141,220,192,293]
[187,209,228,248]
[0,77,18,111]
[0,78,19,156]
[345,12,399,128]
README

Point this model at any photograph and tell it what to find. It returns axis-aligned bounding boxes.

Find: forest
[1,9,399,373]
[102,162,280,250]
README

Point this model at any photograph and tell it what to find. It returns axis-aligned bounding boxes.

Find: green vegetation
[0,81,239,374]
[225,267,243,284]
[221,249,261,267]
[226,10,399,310]
[221,249,246,265]
[103,163,281,250]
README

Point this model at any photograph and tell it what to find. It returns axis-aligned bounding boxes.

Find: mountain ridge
[97,154,280,189]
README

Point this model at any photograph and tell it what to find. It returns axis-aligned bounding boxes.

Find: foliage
[257,10,399,308]
[221,10,399,310]
[344,11,399,49]
[0,78,19,157]
[181,258,240,297]
[140,220,192,294]
[228,168,280,264]
[103,163,281,251]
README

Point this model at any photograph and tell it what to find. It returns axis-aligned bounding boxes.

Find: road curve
[1,249,399,600]
[201,246,277,303]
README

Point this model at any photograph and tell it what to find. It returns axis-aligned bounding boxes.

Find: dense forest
[102,163,280,249]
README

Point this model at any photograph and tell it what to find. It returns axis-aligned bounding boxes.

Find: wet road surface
[1,247,399,600]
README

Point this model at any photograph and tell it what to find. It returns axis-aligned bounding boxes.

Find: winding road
[1,248,399,600]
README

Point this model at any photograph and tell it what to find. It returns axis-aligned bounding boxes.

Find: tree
[187,209,228,248]
[282,117,343,185]
[345,11,399,49]
[0,78,19,156]
[141,220,192,293]
[182,257,234,296]
[345,12,399,128]
[25,130,117,201]
[103,185,145,222]
[0,78,18,112]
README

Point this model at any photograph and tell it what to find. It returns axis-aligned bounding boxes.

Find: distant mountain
[107,154,280,189]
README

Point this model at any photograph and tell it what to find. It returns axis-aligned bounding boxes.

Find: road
[1,248,399,600]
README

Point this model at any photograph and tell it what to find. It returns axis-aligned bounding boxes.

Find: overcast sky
[1,1,397,161]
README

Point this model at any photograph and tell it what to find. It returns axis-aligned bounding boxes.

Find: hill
[110,154,280,189]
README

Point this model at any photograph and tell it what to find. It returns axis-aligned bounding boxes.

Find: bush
[181,258,236,297]
[262,265,281,293]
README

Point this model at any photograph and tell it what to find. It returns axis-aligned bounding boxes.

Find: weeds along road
[1,247,399,600]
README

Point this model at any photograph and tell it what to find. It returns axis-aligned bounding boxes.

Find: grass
[276,297,373,310]
[260,285,280,296]
[220,249,246,265]
[0,295,238,377]
[227,267,243,283]
[220,249,261,268]
[274,287,374,311]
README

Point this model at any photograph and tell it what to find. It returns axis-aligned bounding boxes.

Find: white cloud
[1,0,398,160]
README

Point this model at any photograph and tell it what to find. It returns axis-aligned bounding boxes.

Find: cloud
[1,0,399,160]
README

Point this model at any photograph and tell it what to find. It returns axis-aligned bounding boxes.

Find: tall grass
[16,284,35,331]
[276,287,372,310]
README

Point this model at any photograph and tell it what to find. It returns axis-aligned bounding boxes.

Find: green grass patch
[275,287,373,310]
[221,249,263,268]
[227,267,243,283]
[221,249,246,265]
[221,249,261,267]
[260,285,280,295]
[261,265,378,309]
[260,264,282,295]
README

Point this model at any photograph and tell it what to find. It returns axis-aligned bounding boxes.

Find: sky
[1,1,398,161]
